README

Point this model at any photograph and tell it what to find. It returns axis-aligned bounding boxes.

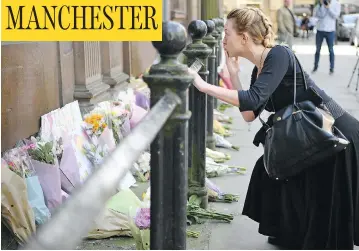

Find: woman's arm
[195,76,256,122]
[189,46,290,121]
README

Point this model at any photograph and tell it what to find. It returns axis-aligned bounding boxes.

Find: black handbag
[258,49,350,180]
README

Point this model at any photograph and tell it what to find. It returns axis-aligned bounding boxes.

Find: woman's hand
[225,51,240,76]
[188,67,206,92]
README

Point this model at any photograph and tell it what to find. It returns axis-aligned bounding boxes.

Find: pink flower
[22,143,36,151]
[134,208,150,230]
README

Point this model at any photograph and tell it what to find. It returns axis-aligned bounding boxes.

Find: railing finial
[152,21,188,56]
[188,20,208,41]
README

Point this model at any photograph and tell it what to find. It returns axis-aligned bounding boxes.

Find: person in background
[277,0,296,49]
[301,13,310,38]
[313,0,341,74]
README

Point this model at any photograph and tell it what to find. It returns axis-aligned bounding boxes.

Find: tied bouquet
[2,147,51,225]
[26,137,62,211]
[128,207,150,250]
[83,142,109,166]
[83,113,108,140]
[27,139,56,165]
[108,104,131,144]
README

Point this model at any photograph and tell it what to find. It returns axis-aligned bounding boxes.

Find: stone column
[201,0,221,19]
[73,42,110,114]
[100,42,129,98]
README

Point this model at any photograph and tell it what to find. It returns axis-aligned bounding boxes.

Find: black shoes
[312,67,334,75]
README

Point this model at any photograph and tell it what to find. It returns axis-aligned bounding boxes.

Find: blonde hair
[227,7,275,48]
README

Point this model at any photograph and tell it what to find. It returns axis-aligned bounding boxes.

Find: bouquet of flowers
[2,147,51,225]
[83,112,109,141]
[187,195,234,225]
[206,157,246,178]
[131,152,151,182]
[205,178,239,203]
[128,207,150,250]
[27,138,56,165]
[108,104,131,144]
[83,142,110,166]
[1,159,36,245]
[26,137,62,211]
[4,146,36,178]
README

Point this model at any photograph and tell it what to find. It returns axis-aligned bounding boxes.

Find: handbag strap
[257,45,307,125]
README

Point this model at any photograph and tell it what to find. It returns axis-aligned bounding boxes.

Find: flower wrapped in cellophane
[83,112,109,141]
[87,101,131,146]
[205,178,239,203]
[26,137,62,212]
[83,142,110,167]
[131,151,151,182]
[2,147,51,225]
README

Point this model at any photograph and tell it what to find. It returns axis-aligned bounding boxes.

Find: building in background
[1,0,224,152]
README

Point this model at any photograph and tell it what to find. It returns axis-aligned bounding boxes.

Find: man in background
[301,13,310,38]
[312,0,341,74]
[277,0,297,49]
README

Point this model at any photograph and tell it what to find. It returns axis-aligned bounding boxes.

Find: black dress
[238,45,359,249]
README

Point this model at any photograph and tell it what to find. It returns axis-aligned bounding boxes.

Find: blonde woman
[188,7,359,249]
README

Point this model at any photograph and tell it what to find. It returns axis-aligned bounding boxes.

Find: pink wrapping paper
[121,116,131,137]
[98,127,116,152]
[31,159,62,211]
[130,105,148,129]
[59,141,80,194]
[61,190,70,202]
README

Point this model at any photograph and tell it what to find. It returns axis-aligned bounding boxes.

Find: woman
[188,7,359,250]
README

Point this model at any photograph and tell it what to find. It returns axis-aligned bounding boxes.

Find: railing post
[142,21,193,250]
[211,19,220,108]
[183,20,212,209]
[202,20,217,150]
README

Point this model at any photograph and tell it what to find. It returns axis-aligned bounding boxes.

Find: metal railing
[22,18,224,250]
[24,90,181,250]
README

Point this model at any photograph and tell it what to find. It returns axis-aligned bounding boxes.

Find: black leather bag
[258,50,350,180]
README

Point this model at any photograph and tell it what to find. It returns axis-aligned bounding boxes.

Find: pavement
[78,37,359,250]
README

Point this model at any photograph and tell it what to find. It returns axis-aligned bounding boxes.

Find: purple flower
[134,208,150,230]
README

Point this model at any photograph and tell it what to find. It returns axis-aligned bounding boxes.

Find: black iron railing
[23,18,224,250]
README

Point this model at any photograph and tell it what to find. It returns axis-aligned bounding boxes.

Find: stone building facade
[1,0,225,151]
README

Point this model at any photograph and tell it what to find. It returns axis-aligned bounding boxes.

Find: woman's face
[223,19,246,57]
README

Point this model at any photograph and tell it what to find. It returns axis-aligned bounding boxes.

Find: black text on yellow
[6,5,159,30]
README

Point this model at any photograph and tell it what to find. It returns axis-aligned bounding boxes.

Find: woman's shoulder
[268,45,292,59]
[263,45,292,70]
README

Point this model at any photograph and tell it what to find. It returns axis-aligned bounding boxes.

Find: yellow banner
[1,0,162,41]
